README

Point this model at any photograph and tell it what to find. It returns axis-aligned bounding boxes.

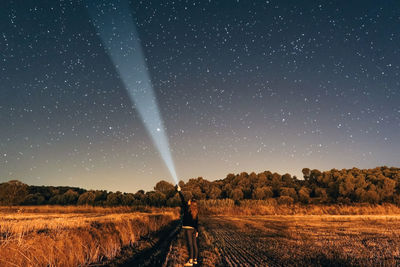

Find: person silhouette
[176,185,199,266]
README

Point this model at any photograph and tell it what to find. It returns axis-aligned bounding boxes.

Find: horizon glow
[86,0,178,184]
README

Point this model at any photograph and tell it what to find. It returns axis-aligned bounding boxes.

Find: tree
[226,173,236,181]
[208,186,222,199]
[222,184,233,199]
[0,180,28,205]
[133,190,146,205]
[298,187,311,204]
[282,173,293,185]
[146,191,166,206]
[121,193,135,206]
[229,188,244,201]
[271,173,282,196]
[252,187,273,200]
[255,173,268,187]
[77,191,96,205]
[94,190,108,205]
[315,187,328,203]
[280,187,297,198]
[106,191,123,206]
[61,189,79,205]
[166,194,181,206]
[380,178,396,201]
[365,185,380,203]
[191,186,205,200]
[154,180,175,198]
[339,175,355,199]
[302,168,311,180]
[310,169,322,184]
[23,193,45,205]
[355,188,367,202]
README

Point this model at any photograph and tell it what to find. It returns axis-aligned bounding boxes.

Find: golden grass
[200,199,400,215]
[0,205,156,214]
[5,202,400,266]
[0,206,179,267]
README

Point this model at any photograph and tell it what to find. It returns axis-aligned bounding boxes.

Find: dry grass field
[200,199,400,216]
[3,203,400,266]
[165,202,400,266]
[0,206,179,267]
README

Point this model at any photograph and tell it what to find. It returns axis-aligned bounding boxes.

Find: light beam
[86,0,178,184]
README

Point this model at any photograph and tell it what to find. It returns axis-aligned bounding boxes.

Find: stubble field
[194,215,400,266]
[166,203,400,266]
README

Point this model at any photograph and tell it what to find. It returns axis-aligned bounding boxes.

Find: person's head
[189,198,198,219]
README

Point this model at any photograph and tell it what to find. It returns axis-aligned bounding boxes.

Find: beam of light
[86,0,178,184]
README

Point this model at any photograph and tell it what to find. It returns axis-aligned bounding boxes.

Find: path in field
[107,220,181,267]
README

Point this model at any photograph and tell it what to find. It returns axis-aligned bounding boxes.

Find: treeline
[176,166,400,205]
[1,166,400,206]
[0,180,171,206]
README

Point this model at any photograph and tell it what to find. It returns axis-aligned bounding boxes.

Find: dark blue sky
[1,0,399,192]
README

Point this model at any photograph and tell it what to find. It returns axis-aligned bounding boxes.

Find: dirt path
[101,220,180,267]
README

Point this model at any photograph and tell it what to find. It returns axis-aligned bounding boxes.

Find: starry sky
[1,0,399,192]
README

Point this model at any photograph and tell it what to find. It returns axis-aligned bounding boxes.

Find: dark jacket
[178,191,198,230]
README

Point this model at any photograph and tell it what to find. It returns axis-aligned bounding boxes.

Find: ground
[2,206,400,266]
[166,215,400,266]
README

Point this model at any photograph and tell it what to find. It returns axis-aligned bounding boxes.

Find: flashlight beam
[86,0,178,184]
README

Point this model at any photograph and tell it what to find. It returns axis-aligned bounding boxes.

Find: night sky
[1,1,399,192]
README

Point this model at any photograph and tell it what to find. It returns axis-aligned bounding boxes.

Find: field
[195,215,400,266]
[166,203,400,266]
[0,206,179,267]
[3,204,400,266]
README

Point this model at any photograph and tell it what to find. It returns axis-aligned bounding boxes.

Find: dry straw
[0,206,179,267]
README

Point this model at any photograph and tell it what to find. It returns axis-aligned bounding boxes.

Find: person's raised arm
[176,185,187,209]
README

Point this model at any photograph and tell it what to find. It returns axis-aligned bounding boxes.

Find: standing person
[176,185,199,266]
